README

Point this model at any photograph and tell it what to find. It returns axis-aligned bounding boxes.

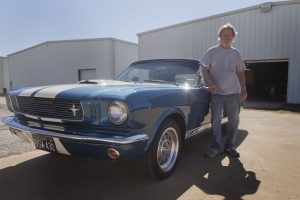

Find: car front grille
[11,96,83,121]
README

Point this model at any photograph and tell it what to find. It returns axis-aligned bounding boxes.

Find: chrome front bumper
[2,116,149,145]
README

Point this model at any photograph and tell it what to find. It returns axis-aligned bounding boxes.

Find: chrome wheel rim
[157,127,179,172]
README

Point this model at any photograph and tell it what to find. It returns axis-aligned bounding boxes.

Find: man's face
[220,28,234,47]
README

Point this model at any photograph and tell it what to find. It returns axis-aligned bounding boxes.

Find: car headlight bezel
[107,100,128,125]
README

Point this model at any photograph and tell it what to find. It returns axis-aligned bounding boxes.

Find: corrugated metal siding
[0,58,4,93]
[138,2,300,103]
[139,3,299,60]
[8,40,112,89]
[0,57,9,93]
[113,40,138,78]
[292,5,300,102]
[2,58,9,91]
[7,39,137,90]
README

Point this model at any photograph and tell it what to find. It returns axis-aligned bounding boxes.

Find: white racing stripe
[53,138,71,155]
[18,80,133,98]
[19,86,50,96]
[32,84,89,98]
[28,134,70,155]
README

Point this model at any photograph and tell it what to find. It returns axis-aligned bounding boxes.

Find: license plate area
[32,134,57,152]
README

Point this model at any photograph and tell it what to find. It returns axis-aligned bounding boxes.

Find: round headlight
[108,101,128,125]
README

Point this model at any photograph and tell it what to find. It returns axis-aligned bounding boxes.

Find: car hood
[11,80,180,100]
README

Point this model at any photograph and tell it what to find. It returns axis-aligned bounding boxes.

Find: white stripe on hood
[19,84,90,98]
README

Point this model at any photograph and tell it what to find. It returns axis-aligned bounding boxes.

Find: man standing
[202,23,247,158]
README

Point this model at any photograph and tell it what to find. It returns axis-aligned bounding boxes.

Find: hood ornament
[70,105,80,117]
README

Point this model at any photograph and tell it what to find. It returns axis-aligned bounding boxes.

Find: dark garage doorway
[245,60,288,102]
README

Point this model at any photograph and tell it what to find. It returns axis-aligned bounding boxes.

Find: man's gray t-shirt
[202,45,246,95]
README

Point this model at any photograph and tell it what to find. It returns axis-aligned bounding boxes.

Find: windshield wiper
[144,79,179,86]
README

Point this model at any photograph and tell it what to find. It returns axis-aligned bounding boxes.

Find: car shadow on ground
[0,129,260,200]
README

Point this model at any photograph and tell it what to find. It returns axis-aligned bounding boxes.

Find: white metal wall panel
[113,40,138,78]
[2,58,9,92]
[0,57,4,93]
[291,5,300,103]
[7,38,137,90]
[139,3,299,61]
[8,40,112,89]
[138,1,300,103]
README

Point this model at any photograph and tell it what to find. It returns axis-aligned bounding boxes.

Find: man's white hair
[218,23,238,39]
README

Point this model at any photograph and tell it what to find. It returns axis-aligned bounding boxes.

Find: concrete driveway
[0,108,299,200]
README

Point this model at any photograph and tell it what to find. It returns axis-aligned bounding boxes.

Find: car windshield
[116,61,200,86]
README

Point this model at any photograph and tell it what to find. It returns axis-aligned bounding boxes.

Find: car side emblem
[70,105,80,117]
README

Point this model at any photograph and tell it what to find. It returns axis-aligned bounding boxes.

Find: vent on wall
[260,2,272,13]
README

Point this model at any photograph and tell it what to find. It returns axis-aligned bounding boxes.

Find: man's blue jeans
[211,94,240,152]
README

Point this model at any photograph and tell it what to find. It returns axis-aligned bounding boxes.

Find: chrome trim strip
[185,117,228,139]
[23,114,64,123]
[185,123,211,139]
[23,113,81,123]
[40,117,63,123]
[24,114,39,120]
[80,101,85,121]
[2,116,149,145]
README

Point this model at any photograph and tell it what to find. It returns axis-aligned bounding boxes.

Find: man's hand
[237,71,247,102]
[240,89,247,102]
[202,67,216,94]
[208,83,217,95]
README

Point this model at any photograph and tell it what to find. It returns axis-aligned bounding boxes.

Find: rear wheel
[136,119,182,179]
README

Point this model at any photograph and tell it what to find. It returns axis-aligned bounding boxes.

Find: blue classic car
[2,59,213,179]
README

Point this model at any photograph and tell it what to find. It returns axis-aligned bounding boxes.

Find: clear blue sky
[0,0,284,56]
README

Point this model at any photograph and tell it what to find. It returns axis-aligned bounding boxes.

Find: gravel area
[0,97,36,158]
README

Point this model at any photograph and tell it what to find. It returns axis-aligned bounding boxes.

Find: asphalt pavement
[0,97,299,200]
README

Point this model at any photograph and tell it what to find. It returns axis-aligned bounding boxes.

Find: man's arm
[237,71,247,102]
[202,66,216,94]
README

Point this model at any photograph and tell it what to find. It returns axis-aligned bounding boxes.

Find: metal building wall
[7,38,137,90]
[113,39,138,78]
[0,57,4,93]
[137,1,300,104]
[2,58,9,93]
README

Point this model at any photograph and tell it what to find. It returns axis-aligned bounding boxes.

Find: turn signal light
[107,148,120,159]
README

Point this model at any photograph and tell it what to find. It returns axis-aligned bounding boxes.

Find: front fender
[145,107,186,150]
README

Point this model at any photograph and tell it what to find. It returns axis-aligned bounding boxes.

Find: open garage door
[245,60,288,102]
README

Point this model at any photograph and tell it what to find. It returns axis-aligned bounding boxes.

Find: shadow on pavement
[0,129,260,200]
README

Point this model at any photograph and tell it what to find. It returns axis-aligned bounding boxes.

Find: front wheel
[136,119,182,179]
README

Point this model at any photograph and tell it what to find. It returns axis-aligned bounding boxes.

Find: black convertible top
[131,59,200,66]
